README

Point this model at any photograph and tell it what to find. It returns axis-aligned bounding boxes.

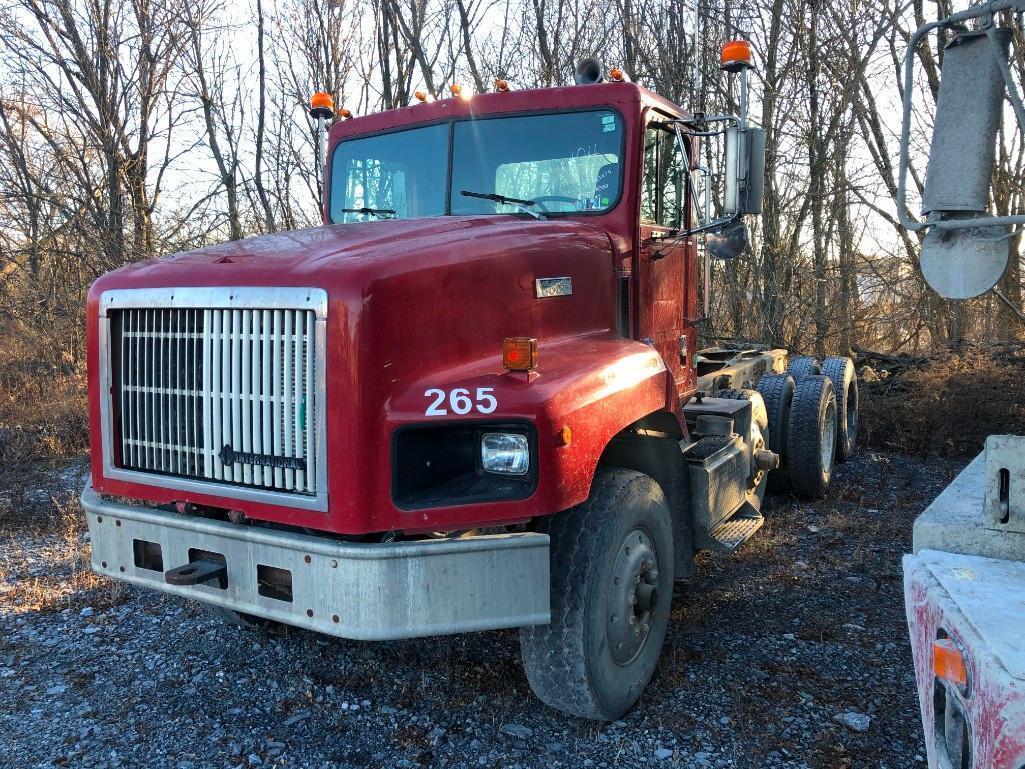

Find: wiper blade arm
[459,190,546,220]
[461,190,535,206]
[341,206,396,219]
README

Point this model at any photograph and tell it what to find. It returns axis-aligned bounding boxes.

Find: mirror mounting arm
[680,212,743,239]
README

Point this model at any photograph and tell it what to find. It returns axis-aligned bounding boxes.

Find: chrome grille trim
[98,287,328,512]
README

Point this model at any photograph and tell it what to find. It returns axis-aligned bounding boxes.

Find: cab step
[699,512,764,553]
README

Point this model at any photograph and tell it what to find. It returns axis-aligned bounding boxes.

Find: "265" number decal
[424,387,498,416]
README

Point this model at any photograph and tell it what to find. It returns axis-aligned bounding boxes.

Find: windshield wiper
[460,190,546,220]
[341,206,396,219]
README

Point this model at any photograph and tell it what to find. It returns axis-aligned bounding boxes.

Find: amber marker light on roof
[310,91,333,111]
[414,90,434,103]
[337,107,352,119]
[933,638,968,688]
[495,78,510,92]
[503,337,538,372]
[720,40,754,71]
[609,67,625,81]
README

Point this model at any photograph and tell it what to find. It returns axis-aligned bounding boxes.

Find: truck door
[636,114,698,401]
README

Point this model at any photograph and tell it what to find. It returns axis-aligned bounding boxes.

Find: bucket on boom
[899,0,1025,299]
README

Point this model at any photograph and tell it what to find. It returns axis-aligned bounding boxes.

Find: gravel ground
[0,450,966,769]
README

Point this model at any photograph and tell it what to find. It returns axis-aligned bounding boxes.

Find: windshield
[329,110,624,222]
[329,122,448,223]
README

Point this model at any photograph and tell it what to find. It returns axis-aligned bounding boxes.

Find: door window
[640,125,685,228]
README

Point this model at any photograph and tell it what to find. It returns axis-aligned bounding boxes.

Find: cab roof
[328,81,689,142]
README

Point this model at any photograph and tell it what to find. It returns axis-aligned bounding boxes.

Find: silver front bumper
[82,483,550,640]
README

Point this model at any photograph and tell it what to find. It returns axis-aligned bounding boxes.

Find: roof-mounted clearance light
[495,78,511,92]
[414,90,434,103]
[337,107,352,119]
[609,67,629,82]
[450,83,471,100]
[720,40,754,72]
[309,91,334,120]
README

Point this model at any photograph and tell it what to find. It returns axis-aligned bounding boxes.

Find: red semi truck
[83,44,857,719]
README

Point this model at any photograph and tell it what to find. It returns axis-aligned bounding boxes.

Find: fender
[385,331,675,532]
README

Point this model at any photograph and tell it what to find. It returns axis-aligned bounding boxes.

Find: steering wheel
[531,195,581,212]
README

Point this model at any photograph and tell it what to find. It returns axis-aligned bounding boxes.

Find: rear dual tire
[756,374,795,495]
[786,375,837,499]
[786,356,821,380]
[821,356,858,463]
[520,467,673,721]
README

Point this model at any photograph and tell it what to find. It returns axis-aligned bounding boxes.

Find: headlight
[481,433,529,475]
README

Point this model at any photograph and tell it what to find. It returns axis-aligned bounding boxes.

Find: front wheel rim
[607,527,660,666]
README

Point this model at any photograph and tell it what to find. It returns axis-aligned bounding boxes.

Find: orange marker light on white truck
[933,638,968,687]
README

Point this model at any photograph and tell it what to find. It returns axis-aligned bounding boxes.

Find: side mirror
[706,220,749,260]
[723,126,765,216]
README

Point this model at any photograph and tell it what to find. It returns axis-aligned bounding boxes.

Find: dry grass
[0,327,88,469]
[0,557,126,616]
[0,326,89,534]
[0,466,90,534]
[0,492,126,615]
[859,348,1025,457]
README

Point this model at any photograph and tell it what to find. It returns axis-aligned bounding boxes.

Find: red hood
[97,216,612,288]
[88,215,625,534]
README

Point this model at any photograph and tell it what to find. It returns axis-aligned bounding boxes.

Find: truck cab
[83,59,843,720]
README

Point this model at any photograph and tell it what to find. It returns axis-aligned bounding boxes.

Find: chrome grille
[106,293,324,502]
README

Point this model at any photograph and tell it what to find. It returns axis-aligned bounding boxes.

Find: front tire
[519,468,674,720]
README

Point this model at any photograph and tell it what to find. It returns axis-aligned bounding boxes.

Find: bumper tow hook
[164,559,227,587]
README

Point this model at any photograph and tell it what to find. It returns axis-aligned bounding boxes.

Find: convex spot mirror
[706,220,749,260]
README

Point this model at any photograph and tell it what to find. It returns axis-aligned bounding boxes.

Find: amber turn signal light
[933,638,968,687]
[503,337,538,371]
[721,40,754,71]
